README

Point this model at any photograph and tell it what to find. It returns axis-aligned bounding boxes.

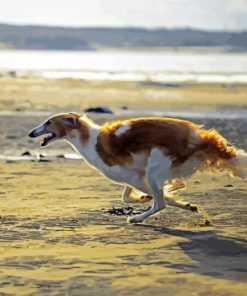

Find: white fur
[128,148,171,223]
[115,125,131,136]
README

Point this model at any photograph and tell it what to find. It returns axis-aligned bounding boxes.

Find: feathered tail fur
[196,128,246,179]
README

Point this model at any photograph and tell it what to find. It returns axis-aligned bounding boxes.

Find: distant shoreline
[1,23,247,51]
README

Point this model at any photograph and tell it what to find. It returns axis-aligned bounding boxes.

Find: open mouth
[41,133,56,147]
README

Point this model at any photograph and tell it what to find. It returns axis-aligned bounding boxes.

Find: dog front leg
[128,175,166,223]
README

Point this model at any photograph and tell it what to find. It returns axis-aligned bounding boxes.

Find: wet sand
[0,159,246,295]
[0,75,247,295]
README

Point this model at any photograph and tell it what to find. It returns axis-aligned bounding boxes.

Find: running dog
[29,112,247,223]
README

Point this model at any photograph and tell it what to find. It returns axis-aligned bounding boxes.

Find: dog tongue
[40,135,50,146]
[40,137,47,146]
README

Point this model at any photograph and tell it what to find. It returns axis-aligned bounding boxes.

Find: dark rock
[204,219,211,226]
[85,106,113,114]
[142,81,181,88]
[6,160,16,163]
[38,158,51,163]
[6,135,18,140]
[21,150,32,156]
[8,71,16,78]
[56,154,66,159]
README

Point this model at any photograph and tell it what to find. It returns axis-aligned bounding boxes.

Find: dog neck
[67,117,100,165]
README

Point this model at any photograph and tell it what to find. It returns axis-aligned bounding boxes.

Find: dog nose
[28,130,35,138]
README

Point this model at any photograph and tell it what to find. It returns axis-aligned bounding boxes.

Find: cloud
[225,0,247,12]
[0,0,246,30]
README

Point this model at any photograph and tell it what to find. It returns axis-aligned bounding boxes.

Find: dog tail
[199,128,236,159]
[197,128,247,178]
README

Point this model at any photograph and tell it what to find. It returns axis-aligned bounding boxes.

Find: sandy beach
[0,74,247,295]
[1,74,247,112]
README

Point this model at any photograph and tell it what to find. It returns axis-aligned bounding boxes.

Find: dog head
[28,112,82,147]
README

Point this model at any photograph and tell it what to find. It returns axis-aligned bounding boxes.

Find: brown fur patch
[78,117,90,144]
[196,128,237,172]
[96,117,200,167]
[96,117,238,172]
[46,112,89,144]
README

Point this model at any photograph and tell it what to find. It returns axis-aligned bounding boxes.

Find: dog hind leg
[165,197,198,212]
[122,186,152,204]
[128,148,170,223]
[164,179,198,212]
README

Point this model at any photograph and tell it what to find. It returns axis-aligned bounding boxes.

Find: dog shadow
[2,211,246,283]
[136,224,247,282]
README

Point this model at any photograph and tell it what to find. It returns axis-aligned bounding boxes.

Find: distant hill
[0,23,247,51]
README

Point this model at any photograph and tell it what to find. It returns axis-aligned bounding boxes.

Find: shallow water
[1,50,247,82]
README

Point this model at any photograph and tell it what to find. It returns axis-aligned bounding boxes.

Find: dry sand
[0,75,247,295]
[0,75,247,112]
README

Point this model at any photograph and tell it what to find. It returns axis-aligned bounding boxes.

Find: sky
[0,0,247,31]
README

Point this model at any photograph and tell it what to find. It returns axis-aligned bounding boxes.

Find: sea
[1,49,247,83]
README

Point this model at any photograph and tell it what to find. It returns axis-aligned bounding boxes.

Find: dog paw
[127,216,144,224]
[140,195,153,203]
[186,203,198,212]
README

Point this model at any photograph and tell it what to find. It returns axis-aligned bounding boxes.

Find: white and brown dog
[29,112,247,223]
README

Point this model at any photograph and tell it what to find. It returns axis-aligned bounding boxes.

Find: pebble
[21,150,32,156]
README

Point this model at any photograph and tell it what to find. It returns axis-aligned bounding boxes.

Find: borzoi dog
[29,112,247,223]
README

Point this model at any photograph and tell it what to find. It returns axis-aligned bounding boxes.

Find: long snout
[28,124,46,138]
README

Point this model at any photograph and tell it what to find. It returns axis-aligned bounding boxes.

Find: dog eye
[46,120,51,126]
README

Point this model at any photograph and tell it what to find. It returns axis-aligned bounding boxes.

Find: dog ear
[63,117,77,126]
